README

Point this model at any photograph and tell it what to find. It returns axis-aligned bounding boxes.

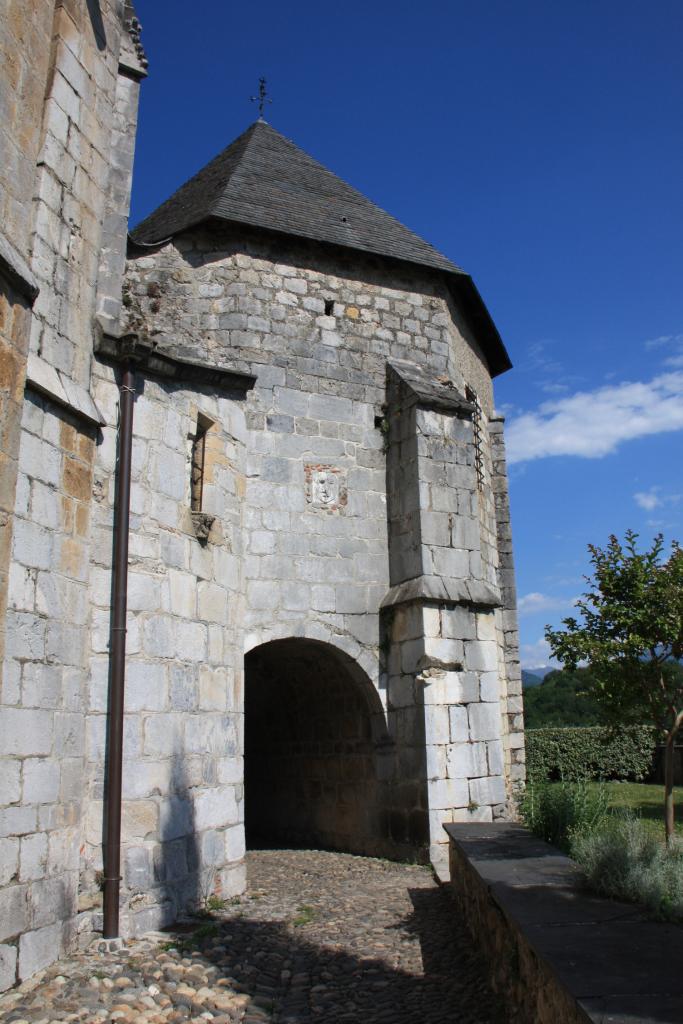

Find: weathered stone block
[0,708,53,756]
[31,874,73,928]
[1,761,21,805]
[469,775,506,806]
[142,615,175,658]
[0,806,37,839]
[175,620,208,662]
[0,943,17,992]
[142,714,182,757]
[18,921,61,980]
[122,801,158,842]
[198,666,228,711]
[198,582,228,624]
[224,824,245,863]
[464,640,498,673]
[447,742,488,780]
[217,859,246,898]
[424,637,464,667]
[167,570,196,619]
[125,846,153,891]
[0,884,28,941]
[194,786,238,831]
[22,759,59,804]
[468,702,502,742]
[169,664,198,712]
[425,743,447,779]
[126,660,168,712]
[424,704,449,745]
[449,705,469,743]
[487,740,504,776]
[479,671,500,702]
[127,572,161,612]
[0,839,19,887]
[476,611,497,642]
[18,831,48,880]
[428,777,469,810]
[54,711,84,757]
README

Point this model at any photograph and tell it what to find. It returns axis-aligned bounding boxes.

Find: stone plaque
[304,464,348,513]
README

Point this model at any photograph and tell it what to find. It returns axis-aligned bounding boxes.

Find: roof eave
[448,274,512,378]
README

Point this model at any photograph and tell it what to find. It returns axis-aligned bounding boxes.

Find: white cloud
[517,592,578,617]
[634,488,661,510]
[645,333,683,368]
[506,371,683,465]
[633,487,682,512]
[519,638,558,670]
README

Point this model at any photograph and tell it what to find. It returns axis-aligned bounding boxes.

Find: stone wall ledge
[445,821,683,1024]
[381,575,500,609]
[26,353,105,427]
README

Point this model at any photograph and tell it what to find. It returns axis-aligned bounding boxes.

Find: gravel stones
[0,850,504,1023]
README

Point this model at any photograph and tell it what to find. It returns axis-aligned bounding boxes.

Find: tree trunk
[664,732,675,845]
[663,712,683,844]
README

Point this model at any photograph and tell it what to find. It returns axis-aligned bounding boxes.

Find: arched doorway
[244,638,391,856]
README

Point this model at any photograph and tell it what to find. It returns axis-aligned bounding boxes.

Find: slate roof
[131,121,511,375]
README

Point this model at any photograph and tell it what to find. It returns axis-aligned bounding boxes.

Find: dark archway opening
[245,638,389,856]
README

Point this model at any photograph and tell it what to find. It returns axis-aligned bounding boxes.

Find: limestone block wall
[382,367,508,879]
[0,0,146,991]
[123,225,523,873]
[490,416,525,798]
[28,0,128,387]
[0,0,54,695]
[123,228,497,670]
[0,392,98,988]
[83,365,248,936]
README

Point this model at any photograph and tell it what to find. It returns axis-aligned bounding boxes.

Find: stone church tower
[0,7,523,990]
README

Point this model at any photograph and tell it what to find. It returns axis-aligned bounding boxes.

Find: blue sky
[131,1,683,668]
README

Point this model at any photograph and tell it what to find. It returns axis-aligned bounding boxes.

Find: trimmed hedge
[526,726,657,782]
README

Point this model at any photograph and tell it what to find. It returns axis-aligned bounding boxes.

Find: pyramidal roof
[131,121,511,375]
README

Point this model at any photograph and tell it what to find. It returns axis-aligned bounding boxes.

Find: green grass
[600,782,683,840]
[292,904,317,927]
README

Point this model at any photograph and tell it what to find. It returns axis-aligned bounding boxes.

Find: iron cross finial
[250,77,272,121]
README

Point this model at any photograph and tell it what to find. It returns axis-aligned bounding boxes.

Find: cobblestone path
[0,850,505,1024]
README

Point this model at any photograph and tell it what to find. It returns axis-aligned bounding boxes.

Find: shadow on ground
[157,883,506,1024]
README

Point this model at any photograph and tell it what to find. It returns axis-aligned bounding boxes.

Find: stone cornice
[95,320,256,393]
[381,575,501,610]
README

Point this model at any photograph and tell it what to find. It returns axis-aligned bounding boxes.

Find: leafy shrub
[526,726,656,782]
[520,779,610,853]
[572,814,683,921]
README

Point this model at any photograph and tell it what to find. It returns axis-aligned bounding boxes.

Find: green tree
[523,667,603,729]
[545,531,683,844]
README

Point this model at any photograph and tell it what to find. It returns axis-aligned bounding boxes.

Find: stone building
[0,4,524,992]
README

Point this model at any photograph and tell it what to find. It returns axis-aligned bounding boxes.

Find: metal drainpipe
[103,362,136,938]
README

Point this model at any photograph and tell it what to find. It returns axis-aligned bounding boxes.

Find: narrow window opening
[465,386,485,491]
[324,299,334,316]
[190,414,212,512]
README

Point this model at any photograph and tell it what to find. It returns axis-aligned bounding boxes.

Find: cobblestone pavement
[0,850,506,1024]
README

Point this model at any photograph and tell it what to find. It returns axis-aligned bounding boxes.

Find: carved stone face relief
[304,464,348,513]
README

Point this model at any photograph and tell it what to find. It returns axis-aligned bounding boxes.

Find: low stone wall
[446,822,683,1024]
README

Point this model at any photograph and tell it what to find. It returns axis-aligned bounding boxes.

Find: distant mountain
[522,665,556,685]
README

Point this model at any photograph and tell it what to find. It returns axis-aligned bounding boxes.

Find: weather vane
[250,77,272,121]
